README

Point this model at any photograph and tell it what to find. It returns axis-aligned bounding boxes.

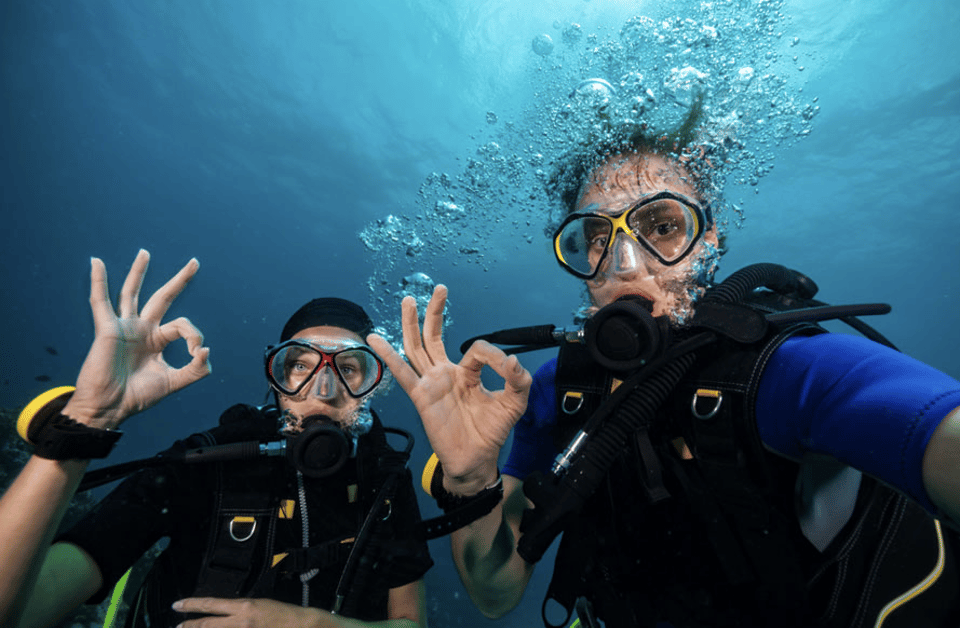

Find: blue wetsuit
[504,333,960,514]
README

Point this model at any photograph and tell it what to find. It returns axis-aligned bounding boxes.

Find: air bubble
[532,34,555,57]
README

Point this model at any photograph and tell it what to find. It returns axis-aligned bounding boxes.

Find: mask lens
[556,215,612,277]
[626,199,698,263]
[334,348,383,397]
[270,345,321,394]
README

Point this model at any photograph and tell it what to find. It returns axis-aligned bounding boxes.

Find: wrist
[18,387,122,460]
[422,454,501,510]
[442,466,500,497]
[60,399,121,431]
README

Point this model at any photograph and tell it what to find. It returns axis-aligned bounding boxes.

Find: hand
[368,285,532,493]
[61,249,211,429]
[172,597,338,628]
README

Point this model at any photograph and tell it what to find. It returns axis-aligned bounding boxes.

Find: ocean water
[1,0,958,626]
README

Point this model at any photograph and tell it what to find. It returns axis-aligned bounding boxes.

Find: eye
[588,234,609,250]
[647,220,679,238]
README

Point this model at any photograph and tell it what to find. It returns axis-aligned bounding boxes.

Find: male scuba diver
[368,119,960,627]
[0,250,432,628]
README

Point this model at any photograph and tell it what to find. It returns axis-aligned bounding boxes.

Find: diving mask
[265,338,384,399]
[554,191,712,279]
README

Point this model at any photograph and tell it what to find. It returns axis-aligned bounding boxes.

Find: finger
[173,596,236,616]
[400,295,430,375]
[118,249,150,318]
[368,333,420,393]
[140,257,200,323]
[460,340,532,395]
[465,342,532,416]
[158,317,212,391]
[421,284,450,364]
[88,257,116,330]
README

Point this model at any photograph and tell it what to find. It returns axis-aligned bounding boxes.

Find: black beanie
[280,298,375,342]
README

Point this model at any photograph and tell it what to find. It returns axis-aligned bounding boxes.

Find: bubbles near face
[276,325,374,435]
[577,152,720,322]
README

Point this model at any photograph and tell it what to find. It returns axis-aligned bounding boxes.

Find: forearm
[0,456,89,624]
[450,475,534,618]
[922,405,960,526]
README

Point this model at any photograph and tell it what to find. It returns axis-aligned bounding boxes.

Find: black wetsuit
[59,404,432,626]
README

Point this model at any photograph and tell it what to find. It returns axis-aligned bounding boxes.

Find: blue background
[2,1,958,626]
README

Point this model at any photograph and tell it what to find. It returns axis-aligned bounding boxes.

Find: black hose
[459,324,559,355]
[331,472,399,615]
[77,441,265,492]
[705,263,818,304]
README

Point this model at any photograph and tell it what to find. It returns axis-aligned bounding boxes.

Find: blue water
[2,1,958,626]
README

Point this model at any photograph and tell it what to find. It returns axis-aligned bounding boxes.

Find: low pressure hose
[704,262,818,304]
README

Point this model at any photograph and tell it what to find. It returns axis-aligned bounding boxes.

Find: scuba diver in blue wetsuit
[367,117,960,626]
[0,250,432,628]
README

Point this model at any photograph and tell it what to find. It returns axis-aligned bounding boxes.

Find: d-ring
[691,389,723,420]
[229,516,257,542]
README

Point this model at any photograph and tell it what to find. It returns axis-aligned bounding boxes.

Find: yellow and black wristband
[420,453,503,539]
[17,387,121,460]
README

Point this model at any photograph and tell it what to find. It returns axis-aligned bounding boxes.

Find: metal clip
[229,516,257,542]
[562,391,584,414]
[691,388,723,420]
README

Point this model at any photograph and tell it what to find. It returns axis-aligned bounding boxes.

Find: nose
[607,230,653,277]
[311,365,339,400]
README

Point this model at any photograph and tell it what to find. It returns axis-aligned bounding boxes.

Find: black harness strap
[192,458,284,597]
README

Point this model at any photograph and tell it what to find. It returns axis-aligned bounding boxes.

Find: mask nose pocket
[610,231,645,275]
[313,366,339,400]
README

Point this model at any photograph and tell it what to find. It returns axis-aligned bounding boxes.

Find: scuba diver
[367,116,960,627]
[0,250,432,628]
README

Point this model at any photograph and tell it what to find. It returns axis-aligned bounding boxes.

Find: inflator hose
[703,262,818,304]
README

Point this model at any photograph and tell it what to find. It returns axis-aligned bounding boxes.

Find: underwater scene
[2,0,958,626]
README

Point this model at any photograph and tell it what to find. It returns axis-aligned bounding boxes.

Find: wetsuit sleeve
[503,357,560,479]
[755,333,960,513]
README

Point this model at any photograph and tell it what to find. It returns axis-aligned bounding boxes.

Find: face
[275,325,370,433]
[576,152,719,319]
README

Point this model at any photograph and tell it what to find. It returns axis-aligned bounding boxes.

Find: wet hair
[547,93,708,215]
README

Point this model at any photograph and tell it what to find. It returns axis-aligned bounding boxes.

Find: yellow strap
[421,452,440,496]
[17,386,76,442]
[277,500,296,519]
